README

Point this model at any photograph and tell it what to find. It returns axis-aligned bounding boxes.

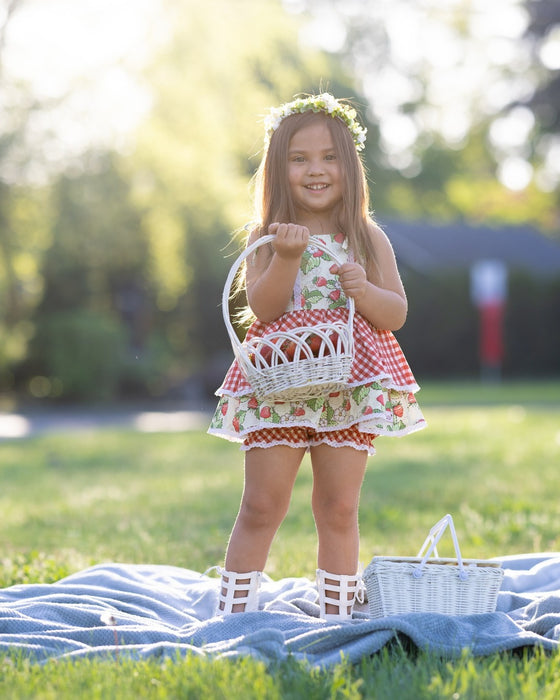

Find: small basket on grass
[363,514,504,618]
[222,234,355,401]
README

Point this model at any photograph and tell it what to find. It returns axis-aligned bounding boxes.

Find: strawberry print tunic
[208,233,426,453]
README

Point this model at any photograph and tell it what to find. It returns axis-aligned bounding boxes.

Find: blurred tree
[516,0,560,198]
[20,152,164,399]
[0,0,54,391]
[286,0,558,231]
[0,177,51,390]
[38,153,147,316]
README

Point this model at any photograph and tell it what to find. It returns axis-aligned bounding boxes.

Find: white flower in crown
[263,93,367,151]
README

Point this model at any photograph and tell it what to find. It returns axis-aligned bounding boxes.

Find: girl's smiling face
[287,119,343,229]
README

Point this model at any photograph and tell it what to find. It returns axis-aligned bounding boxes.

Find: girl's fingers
[336,263,367,298]
[293,225,309,244]
[269,223,309,239]
[271,223,309,245]
[268,223,310,260]
[285,224,307,241]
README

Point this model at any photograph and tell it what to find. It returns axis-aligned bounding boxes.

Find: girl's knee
[313,497,358,532]
[238,493,288,530]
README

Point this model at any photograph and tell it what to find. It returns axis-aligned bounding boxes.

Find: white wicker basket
[363,515,504,618]
[222,234,355,401]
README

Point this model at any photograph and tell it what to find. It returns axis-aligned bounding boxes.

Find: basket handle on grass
[414,514,468,580]
[222,234,355,360]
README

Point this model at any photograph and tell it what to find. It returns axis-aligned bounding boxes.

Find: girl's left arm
[336,224,408,331]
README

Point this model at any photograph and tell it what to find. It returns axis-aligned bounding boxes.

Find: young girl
[208,93,426,621]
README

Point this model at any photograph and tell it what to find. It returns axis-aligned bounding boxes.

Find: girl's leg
[224,444,305,573]
[310,444,368,618]
[310,444,368,573]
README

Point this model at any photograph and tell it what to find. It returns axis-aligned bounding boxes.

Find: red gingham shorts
[242,425,377,453]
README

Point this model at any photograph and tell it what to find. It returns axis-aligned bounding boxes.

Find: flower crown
[263,93,367,152]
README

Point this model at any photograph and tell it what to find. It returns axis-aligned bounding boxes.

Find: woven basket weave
[222,234,355,401]
[363,515,504,617]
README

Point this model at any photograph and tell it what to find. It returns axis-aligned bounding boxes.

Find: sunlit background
[1,0,559,407]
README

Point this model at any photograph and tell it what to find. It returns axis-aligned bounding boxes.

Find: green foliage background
[0,0,558,402]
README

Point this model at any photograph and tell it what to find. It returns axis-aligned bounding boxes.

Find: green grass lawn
[1,380,560,698]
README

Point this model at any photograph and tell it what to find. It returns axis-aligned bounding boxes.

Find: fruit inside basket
[248,329,344,368]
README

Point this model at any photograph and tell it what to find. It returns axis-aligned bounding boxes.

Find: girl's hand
[333,262,368,300]
[269,222,309,260]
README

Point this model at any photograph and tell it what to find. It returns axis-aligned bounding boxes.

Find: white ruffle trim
[206,430,377,455]
[216,373,420,398]
[208,415,425,444]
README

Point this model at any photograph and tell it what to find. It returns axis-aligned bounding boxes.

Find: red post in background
[470,260,508,382]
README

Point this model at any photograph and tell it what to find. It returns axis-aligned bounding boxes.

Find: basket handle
[222,234,355,360]
[414,514,468,580]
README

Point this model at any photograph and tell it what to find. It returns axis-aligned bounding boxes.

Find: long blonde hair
[252,109,377,269]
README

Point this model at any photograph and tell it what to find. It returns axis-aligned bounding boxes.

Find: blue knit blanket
[0,554,559,667]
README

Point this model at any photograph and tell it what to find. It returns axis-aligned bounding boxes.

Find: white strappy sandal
[217,567,262,614]
[316,568,362,622]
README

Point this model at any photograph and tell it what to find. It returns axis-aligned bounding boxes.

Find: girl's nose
[308,159,324,175]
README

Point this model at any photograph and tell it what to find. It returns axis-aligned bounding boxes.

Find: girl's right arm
[246,223,309,323]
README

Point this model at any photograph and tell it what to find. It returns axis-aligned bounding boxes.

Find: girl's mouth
[305,184,329,191]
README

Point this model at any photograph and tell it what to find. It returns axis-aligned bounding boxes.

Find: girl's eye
[325,154,336,161]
